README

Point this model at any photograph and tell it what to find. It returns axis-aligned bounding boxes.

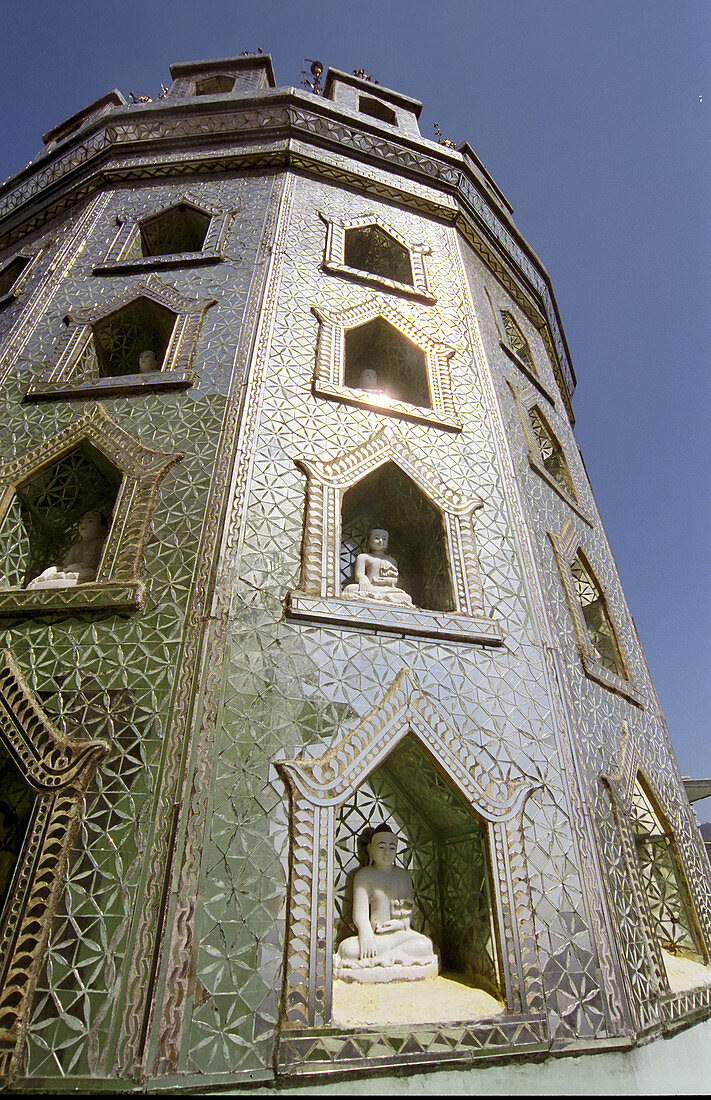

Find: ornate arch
[320,210,435,302]
[95,189,239,274]
[276,668,539,1028]
[25,276,214,401]
[311,295,460,430]
[508,380,590,524]
[0,649,109,1078]
[0,404,182,615]
[550,519,642,706]
[289,425,501,644]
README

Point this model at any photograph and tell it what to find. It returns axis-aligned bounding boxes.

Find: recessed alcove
[344,318,430,409]
[340,462,453,611]
[344,225,413,286]
[0,257,30,300]
[570,551,626,679]
[136,204,211,258]
[194,74,235,95]
[630,775,705,965]
[0,443,121,589]
[86,296,176,378]
[332,733,503,1024]
[359,95,398,125]
[0,742,35,916]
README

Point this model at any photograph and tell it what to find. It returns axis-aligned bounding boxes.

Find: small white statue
[27,510,109,589]
[342,528,413,607]
[334,826,438,983]
[358,368,382,392]
[138,349,158,374]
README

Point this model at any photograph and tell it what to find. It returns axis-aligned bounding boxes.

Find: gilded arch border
[276,668,540,1030]
[319,209,435,302]
[311,295,461,431]
[288,425,502,644]
[95,188,239,274]
[0,404,182,615]
[25,276,215,401]
[0,649,109,1078]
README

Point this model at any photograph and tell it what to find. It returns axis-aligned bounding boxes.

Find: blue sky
[2,0,710,787]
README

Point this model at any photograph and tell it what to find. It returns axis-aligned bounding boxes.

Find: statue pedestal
[334,958,438,984]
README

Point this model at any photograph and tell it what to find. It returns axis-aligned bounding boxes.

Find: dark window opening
[359,96,398,126]
[89,297,177,377]
[341,462,454,611]
[0,257,30,300]
[344,318,430,408]
[344,225,413,285]
[502,310,536,373]
[137,204,211,258]
[528,406,576,500]
[0,743,35,918]
[195,74,235,95]
[630,776,706,962]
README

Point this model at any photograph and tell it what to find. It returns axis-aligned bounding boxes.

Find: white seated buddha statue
[342,528,413,607]
[334,826,438,983]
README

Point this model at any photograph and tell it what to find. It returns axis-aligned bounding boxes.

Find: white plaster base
[331,973,505,1027]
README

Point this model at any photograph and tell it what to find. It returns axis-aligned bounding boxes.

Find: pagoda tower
[0,53,708,1090]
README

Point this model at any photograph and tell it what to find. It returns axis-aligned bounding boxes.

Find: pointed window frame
[508,381,591,524]
[94,192,238,275]
[288,425,502,646]
[0,405,181,616]
[312,296,460,431]
[600,737,711,1019]
[320,212,435,302]
[550,520,642,706]
[275,668,539,1041]
[0,248,45,311]
[24,277,215,402]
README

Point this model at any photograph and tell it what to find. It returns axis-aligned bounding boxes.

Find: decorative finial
[302,59,324,94]
[433,121,457,149]
[353,69,378,84]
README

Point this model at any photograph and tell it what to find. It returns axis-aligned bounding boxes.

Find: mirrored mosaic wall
[0,55,708,1092]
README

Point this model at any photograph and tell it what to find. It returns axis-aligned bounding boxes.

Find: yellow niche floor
[662,948,711,993]
[331,973,505,1028]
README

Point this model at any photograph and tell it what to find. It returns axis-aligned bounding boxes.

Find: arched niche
[550,519,642,706]
[344,317,430,409]
[334,734,500,999]
[311,297,458,430]
[95,192,237,275]
[276,669,538,1029]
[87,295,177,377]
[343,224,413,286]
[320,212,434,302]
[600,735,711,1014]
[25,277,214,401]
[1,441,121,589]
[289,426,502,645]
[629,774,707,965]
[340,460,453,612]
[138,203,211,257]
[0,405,181,615]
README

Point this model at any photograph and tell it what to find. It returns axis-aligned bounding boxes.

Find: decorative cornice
[0,89,576,413]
